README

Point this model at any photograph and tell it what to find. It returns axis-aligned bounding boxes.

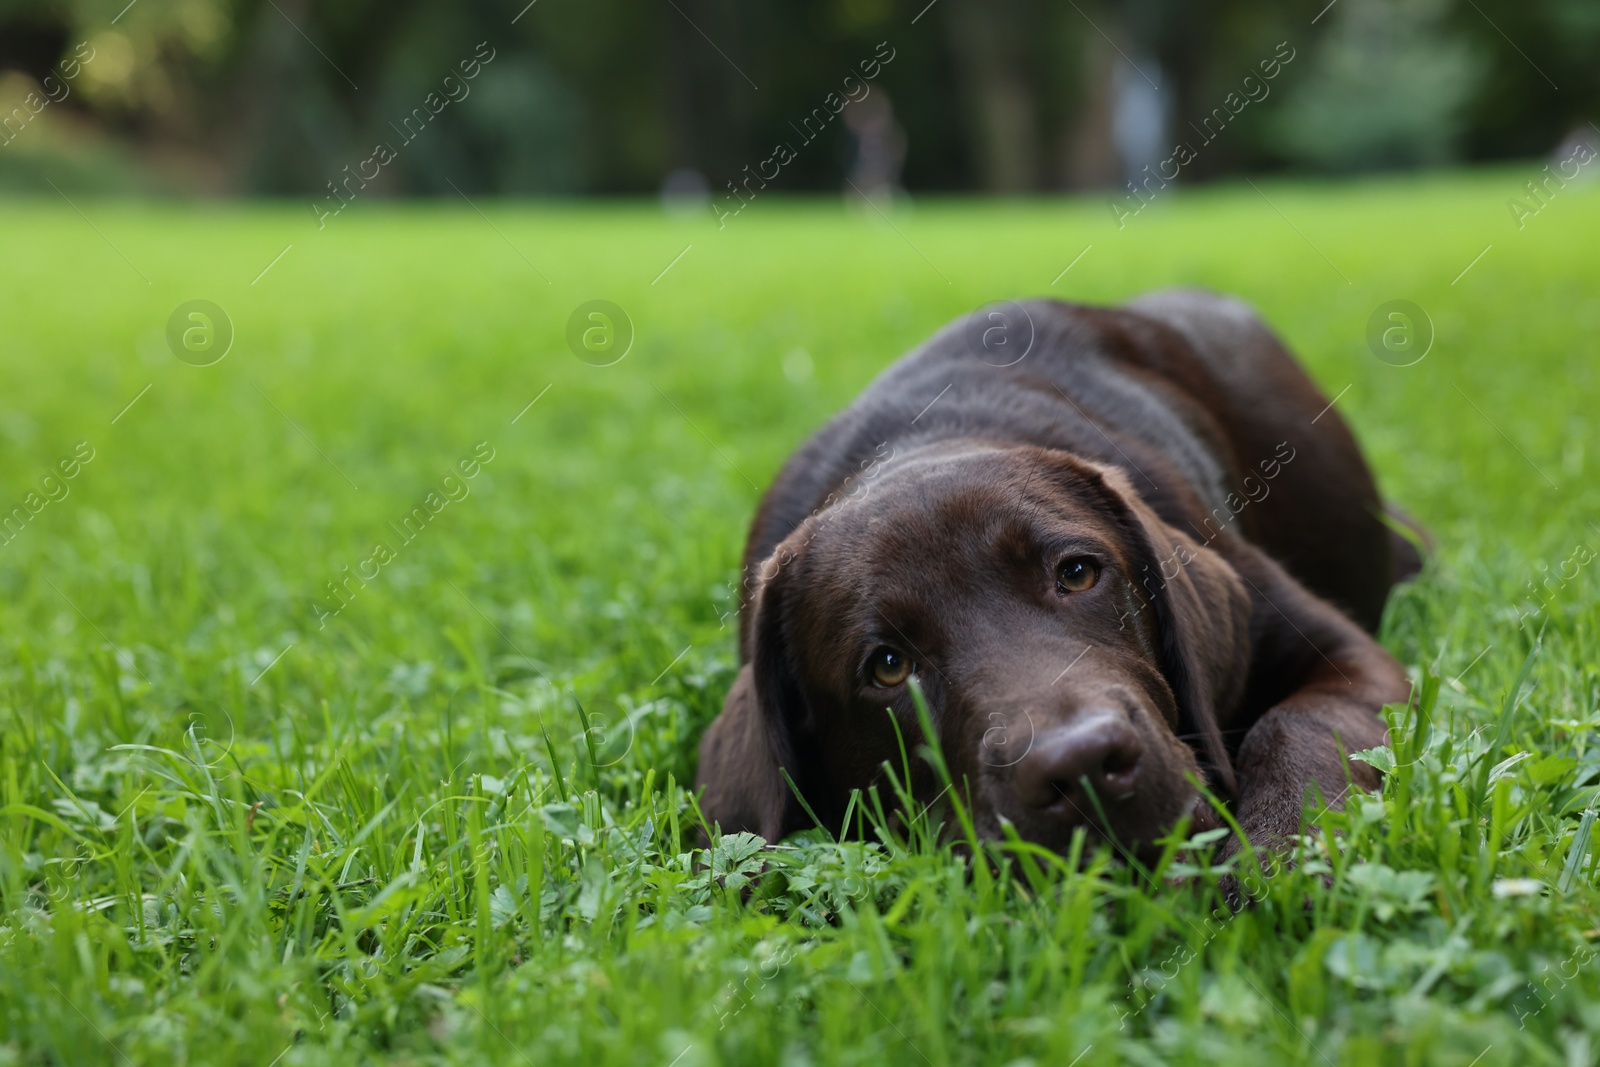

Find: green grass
[1,167,1598,1066]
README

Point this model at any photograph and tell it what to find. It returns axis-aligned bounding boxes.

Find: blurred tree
[1272,0,1482,171]
[944,0,1044,191]
[1449,0,1600,160]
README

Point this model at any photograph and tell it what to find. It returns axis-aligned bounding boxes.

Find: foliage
[0,0,1598,193]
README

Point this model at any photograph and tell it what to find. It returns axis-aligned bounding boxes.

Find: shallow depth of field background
[2,1,1600,1065]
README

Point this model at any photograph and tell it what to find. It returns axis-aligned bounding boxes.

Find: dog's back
[744,291,1413,639]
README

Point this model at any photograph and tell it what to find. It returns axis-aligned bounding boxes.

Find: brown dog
[696,291,1418,864]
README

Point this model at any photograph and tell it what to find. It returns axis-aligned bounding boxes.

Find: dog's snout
[1014,711,1143,816]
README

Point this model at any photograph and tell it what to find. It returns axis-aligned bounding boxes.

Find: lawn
[1,168,1597,1066]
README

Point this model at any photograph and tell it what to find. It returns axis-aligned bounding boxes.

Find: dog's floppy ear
[1075,461,1252,797]
[694,546,812,842]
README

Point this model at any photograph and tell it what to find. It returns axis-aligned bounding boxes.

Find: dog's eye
[1056,557,1100,594]
[868,647,912,688]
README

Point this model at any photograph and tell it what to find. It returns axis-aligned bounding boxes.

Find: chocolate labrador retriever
[696,291,1419,865]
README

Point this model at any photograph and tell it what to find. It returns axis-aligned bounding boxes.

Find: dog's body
[698,292,1418,861]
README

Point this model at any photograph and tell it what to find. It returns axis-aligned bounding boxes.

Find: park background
[0,0,1595,198]
[2,2,1600,1066]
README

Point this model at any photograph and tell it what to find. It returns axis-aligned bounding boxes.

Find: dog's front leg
[1222,546,1410,864]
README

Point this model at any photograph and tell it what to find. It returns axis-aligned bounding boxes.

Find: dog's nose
[1014,711,1143,815]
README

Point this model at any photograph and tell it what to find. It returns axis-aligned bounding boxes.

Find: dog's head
[696,444,1254,858]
